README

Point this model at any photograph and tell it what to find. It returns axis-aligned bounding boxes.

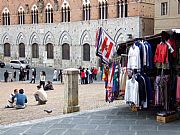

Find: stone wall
[0,17,143,68]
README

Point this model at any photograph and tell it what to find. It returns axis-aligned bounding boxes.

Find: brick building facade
[0,0,154,68]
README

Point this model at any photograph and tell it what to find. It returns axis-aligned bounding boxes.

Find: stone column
[63,68,80,114]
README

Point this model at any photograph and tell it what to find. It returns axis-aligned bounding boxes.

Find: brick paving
[0,81,123,125]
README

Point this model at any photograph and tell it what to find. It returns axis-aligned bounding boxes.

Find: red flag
[96,27,117,65]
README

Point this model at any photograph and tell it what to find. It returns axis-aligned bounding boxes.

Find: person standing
[93,67,98,80]
[85,68,89,84]
[58,69,63,83]
[30,68,36,83]
[40,71,46,89]
[53,69,58,81]
[80,68,85,84]
[4,70,9,82]
[26,69,29,80]
[88,68,93,83]
[13,70,16,81]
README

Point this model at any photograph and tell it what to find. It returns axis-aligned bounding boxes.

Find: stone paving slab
[0,105,180,135]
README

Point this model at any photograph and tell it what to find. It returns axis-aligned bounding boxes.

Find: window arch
[45,3,53,23]
[19,43,25,57]
[83,0,90,21]
[99,0,108,19]
[2,8,10,25]
[4,43,11,57]
[32,43,39,58]
[61,1,70,22]
[18,6,25,24]
[117,0,128,18]
[83,43,90,61]
[31,5,38,24]
[62,43,70,60]
[46,43,53,59]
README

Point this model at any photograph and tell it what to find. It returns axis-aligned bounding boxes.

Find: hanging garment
[127,45,141,70]
[176,77,180,102]
[125,78,139,106]
[144,41,153,69]
[119,67,128,95]
[135,41,144,70]
[154,42,168,64]
[154,75,170,110]
[135,74,147,107]
[142,74,153,106]
[167,38,176,58]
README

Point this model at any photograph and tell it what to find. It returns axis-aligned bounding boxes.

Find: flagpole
[101,1,103,27]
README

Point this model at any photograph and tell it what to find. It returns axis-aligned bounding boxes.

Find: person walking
[39,71,46,89]
[53,69,58,81]
[30,68,36,83]
[4,70,9,82]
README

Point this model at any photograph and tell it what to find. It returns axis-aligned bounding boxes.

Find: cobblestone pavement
[0,105,180,135]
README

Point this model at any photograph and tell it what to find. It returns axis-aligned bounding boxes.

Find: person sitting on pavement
[5,89,18,108]
[34,85,47,105]
[44,81,54,91]
[12,89,28,109]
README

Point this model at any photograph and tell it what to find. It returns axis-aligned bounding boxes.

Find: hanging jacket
[154,42,168,64]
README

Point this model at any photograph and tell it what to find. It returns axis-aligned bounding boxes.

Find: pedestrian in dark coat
[13,70,16,81]
[4,70,9,82]
[27,69,29,80]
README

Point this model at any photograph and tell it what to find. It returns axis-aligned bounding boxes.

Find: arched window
[31,5,38,24]
[18,7,25,24]
[4,43,11,57]
[99,0,108,19]
[62,43,70,60]
[117,0,128,18]
[83,0,90,21]
[61,1,70,22]
[83,43,90,61]
[32,43,39,58]
[45,4,53,23]
[46,43,53,59]
[19,43,25,57]
[2,8,10,25]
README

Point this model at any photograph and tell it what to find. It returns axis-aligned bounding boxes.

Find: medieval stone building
[0,0,154,68]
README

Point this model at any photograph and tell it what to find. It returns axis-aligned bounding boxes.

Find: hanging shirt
[125,78,139,106]
[127,45,141,69]
[154,42,168,64]
[144,41,153,69]
[135,41,144,69]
